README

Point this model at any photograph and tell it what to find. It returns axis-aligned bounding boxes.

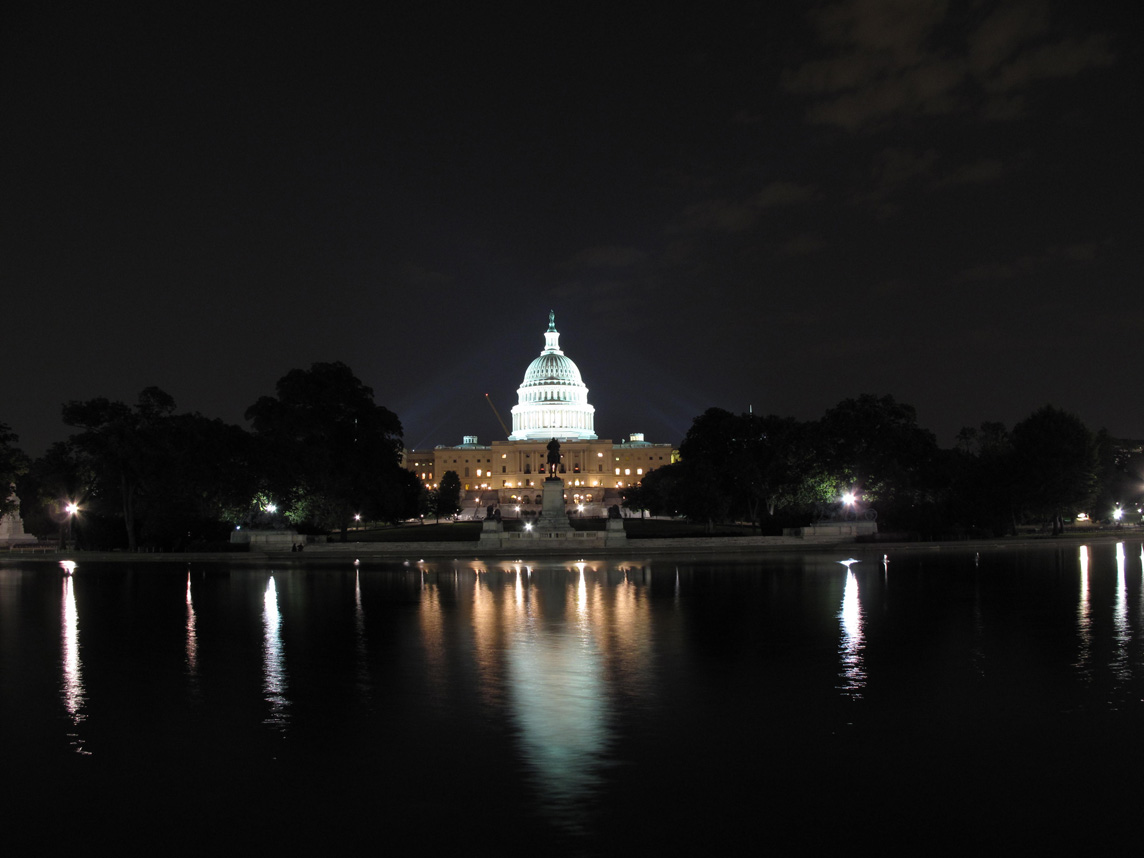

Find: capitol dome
[509,312,597,441]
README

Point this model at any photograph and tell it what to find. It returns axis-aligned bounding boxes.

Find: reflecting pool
[3,542,1144,855]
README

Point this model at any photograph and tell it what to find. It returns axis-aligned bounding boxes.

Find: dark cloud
[779,233,829,256]
[565,245,648,269]
[933,158,1006,187]
[783,0,1115,130]
[755,181,818,207]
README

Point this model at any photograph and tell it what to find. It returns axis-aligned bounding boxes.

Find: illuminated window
[624,469,630,475]
[615,468,621,475]
[637,468,643,475]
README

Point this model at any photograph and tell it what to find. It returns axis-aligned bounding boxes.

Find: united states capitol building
[404,312,675,517]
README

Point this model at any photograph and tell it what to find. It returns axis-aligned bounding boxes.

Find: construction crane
[485,394,511,439]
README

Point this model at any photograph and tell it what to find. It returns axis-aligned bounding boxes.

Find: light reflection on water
[185,570,198,680]
[354,569,369,694]
[59,572,89,754]
[837,566,865,698]
[505,568,609,831]
[9,541,1144,852]
[1076,545,1092,677]
[262,575,289,728]
[1112,542,1131,684]
[415,560,656,829]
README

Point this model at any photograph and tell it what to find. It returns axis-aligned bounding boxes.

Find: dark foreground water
[3,542,1144,855]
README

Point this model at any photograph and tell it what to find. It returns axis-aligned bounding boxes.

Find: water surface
[3,543,1143,855]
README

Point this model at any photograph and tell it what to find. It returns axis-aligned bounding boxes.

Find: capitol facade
[404,312,675,517]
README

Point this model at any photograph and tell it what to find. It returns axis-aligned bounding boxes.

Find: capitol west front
[404,313,675,516]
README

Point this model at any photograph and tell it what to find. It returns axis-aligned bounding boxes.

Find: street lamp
[64,501,79,548]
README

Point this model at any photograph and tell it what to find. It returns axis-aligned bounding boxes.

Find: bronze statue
[546,438,561,477]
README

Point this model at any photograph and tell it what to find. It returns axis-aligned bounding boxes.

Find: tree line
[2,362,422,550]
[2,380,1140,549]
[621,395,1141,538]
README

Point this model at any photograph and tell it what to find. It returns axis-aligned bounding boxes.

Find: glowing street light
[842,492,856,506]
[63,501,79,549]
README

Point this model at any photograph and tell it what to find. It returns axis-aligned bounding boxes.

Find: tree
[949,421,1017,536]
[633,461,687,518]
[436,471,461,521]
[62,387,177,550]
[676,408,743,529]
[22,441,92,545]
[0,423,30,518]
[1011,405,1097,534]
[675,408,818,529]
[1091,431,1144,522]
[810,394,941,525]
[136,413,263,548]
[246,362,410,539]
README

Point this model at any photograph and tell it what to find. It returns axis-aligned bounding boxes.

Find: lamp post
[64,501,79,549]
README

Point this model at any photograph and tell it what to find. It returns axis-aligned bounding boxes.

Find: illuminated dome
[509,311,597,441]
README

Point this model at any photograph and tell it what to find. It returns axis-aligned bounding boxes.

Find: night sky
[4,2,1139,456]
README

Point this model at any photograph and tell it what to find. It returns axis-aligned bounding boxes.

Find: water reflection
[415,561,657,831]
[505,567,609,832]
[262,575,289,729]
[60,571,89,754]
[354,569,369,694]
[837,564,866,699]
[1076,545,1092,677]
[1112,543,1130,682]
[185,570,199,681]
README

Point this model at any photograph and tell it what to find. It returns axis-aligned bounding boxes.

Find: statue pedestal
[477,516,504,548]
[1,490,37,546]
[604,516,627,548]
[535,478,573,532]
